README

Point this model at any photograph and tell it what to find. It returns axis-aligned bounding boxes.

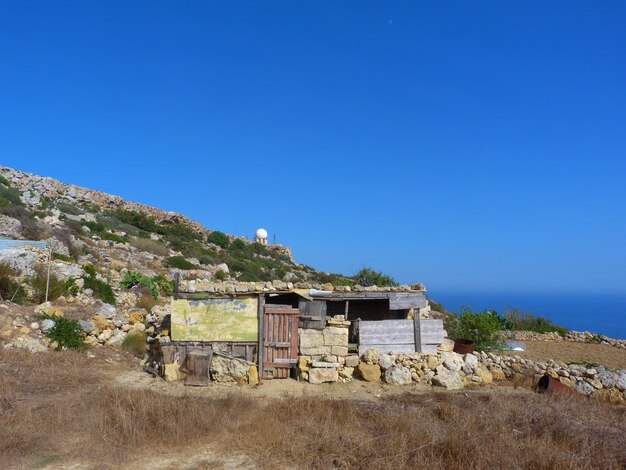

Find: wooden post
[44,247,52,303]
[413,315,422,353]
[257,294,265,383]
[344,300,350,320]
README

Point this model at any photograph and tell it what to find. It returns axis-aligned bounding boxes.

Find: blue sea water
[430,292,626,340]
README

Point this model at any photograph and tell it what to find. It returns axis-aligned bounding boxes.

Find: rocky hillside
[0,165,353,299]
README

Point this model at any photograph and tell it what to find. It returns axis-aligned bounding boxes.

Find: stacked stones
[503,330,626,350]
[350,347,626,402]
[298,316,360,384]
[181,279,425,294]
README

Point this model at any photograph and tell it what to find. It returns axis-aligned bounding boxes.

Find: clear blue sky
[1,1,625,293]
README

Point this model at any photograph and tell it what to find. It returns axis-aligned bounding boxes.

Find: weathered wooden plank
[389,293,428,310]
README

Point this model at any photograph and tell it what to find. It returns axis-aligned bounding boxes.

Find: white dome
[255,228,268,239]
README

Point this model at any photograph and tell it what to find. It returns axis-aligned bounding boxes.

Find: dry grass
[1,349,625,469]
[131,237,170,257]
[502,341,626,370]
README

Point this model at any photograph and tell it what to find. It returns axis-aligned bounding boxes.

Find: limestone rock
[362,348,380,365]
[476,365,493,384]
[298,356,311,372]
[432,370,464,390]
[40,319,56,333]
[210,355,250,383]
[357,362,381,382]
[384,365,412,385]
[4,336,48,353]
[128,308,147,324]
[339,367,354,379]
[344,355,359,368]
[615,372,626,391]
[441,352,462,371]
[426,355,439,370]
[573,380,594,395]
[597,371,616,389]
[248,365,259,385]
[438,338,455,352]
[379,353,396,371]
[0,248,38,277]
[592,388,624,404]
[164,363,185,381]
[309,367,339,384]
[96,304,116,319]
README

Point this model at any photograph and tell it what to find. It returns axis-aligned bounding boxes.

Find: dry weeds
[502,341,626,370]
[1,349,625,469]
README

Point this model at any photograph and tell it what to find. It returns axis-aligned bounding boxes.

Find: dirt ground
[501,341,626,369]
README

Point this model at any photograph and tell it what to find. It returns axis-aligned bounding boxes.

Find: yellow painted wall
[171,297,258,341]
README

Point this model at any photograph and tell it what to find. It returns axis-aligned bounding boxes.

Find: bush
[428,299,445,313]
[214,269,227,281]
[352,268,399,287]
[52,252,74,262]
[37,315,86,350]
[135,295,156,311]
[29,266,69,304]
[444,308,504,352]
[119,271,159,298]
[163,256,196,270]
[121,331,147,356]
[81,264,116,304]
[152,275,174,297]
[0,263,28,304]
[503,309,568,336]
[207,231,230,248]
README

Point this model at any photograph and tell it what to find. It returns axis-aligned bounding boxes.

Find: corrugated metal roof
[0,239,48,250]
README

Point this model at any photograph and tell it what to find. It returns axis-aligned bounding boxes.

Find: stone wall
[502,330,626,350]
[298,315,359,384]
[352,347,626,403]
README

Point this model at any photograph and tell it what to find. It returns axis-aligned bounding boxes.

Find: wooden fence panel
[359,318,445,355]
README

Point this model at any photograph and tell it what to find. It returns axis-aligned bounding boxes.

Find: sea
[430,292,626,340]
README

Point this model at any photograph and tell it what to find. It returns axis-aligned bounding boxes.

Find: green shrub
[38,315,86,350]
[119,271,159,298]
[0,175,10,187]
[56,202,83,215]
[163,256,196,270]
[107,210,158,233]
[0,263,28,304]
[503,309,568,336]
[352,268,399,287]
[29,266,69,304]
[214,269,227,281]
[135,295,157,311]
[207,231,230,248]
[121,331,147,356]
[0,185,22,207]
[444,308,505,352]
[230,239,247,251]
[152,275,174,296]
[52,252,74,262]
[80,264,116,304]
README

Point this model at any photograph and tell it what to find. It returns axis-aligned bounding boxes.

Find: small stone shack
[153,279,444,384]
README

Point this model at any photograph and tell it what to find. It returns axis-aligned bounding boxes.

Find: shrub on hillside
[163,256,196,270]
[152,275,174,297]
[37,314,86,350]
[444,308,504,351]
[207,231,230,248]
[503,309,568,336]
[80,264,116,305]
[29,266,69,304]
[0,263,28,304]
[428,299,446,313]
[121,331,147,356]
[352,268,399,287]
[119,271,159,298]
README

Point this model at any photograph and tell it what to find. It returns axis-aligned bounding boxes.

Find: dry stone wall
[502,330,626,350]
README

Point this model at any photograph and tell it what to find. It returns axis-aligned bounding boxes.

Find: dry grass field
[1,349,625,469]
[502,341,626,370]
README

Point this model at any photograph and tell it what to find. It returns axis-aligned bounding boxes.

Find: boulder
[357,362,381,382]
[462,354,479,374]
[438,338,455,352]
[597,371,616,388]
[441,352,462,371]
[40,319,56,333]
[489,366,506,381]
[96,304,116,319]
[128,308,147,324]
[362,348,380,365]
[426,355,439,370]
[0,248,38,277]
[379,353,396,370]
[573,380,594,395]
[339,367,354,379]
[210,355,250,383]
[164,363,185,381]
[344,355,360,368]
[476,365,493,384]
[592,388,625,404]
[432,370,464,390]
[4,336,48,353]
[309,367,339,384]
[615,372,626,392]
[384,365,412,385]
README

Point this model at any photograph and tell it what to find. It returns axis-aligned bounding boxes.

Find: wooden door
[263,306,299,379]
